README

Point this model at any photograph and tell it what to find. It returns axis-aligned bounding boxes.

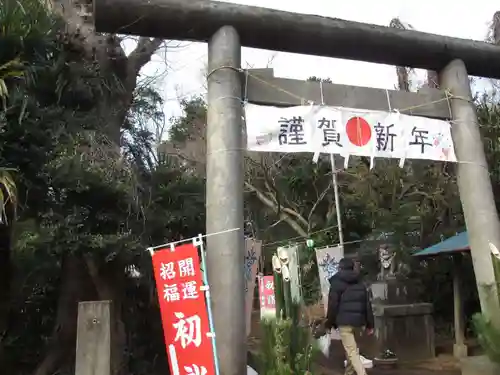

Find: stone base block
[453,343,468,358]
[373,303,435,361]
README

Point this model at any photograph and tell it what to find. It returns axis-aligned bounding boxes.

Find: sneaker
[344,355,373,369]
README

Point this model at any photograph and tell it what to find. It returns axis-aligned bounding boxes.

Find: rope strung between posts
[261,225,338,248]
[259,223,415,250]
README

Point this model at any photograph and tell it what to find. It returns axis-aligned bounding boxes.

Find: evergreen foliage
[257,302,318,375]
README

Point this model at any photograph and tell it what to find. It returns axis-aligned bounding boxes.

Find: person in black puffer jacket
[325,258,374,375]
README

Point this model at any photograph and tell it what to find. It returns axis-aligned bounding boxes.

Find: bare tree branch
[244,181,307,238]
[426,70,439,89]
[256,155,309,228]
[307,182,332,233]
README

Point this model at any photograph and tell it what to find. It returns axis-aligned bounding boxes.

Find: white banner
[245,104,456,163]
[315,246,344,313]
[315,245,344,341]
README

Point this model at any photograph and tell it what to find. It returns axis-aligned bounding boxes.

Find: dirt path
[316,355,461,375]
[316,359,461,375]
[320,368,460,375]
[249,310,461,375]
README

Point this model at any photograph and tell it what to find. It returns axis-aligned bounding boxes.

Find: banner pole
[330,154,344,248]
[194,234,221,375]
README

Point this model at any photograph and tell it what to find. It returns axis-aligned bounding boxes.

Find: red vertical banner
[258,275,276,319]
[152,243,215,375]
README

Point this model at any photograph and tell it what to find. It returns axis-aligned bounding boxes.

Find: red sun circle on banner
[345,117,372,147]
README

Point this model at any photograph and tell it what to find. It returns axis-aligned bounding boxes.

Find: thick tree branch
[282,206,308,228]
[245,181,307,238]
[120,37,164,107]
[128,38,163,77]
[250,154,310,228]
[101,42,163,144]
[259,176,308,228]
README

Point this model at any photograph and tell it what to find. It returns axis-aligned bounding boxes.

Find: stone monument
[369,244,435,361]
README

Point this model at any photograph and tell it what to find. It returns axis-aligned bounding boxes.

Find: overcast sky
[139,0,498,129]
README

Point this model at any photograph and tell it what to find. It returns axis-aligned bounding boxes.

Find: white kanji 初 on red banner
[152,243,215,375]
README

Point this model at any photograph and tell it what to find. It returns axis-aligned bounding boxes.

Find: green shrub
[257,302,318,375]
[471,255,500,364]
[472,313,500,364]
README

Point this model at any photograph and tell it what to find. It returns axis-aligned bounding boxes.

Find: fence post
[75,300,112,375]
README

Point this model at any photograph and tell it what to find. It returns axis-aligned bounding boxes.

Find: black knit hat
[338,257,355,270]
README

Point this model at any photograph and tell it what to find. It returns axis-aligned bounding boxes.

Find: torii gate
[93,1,500,374]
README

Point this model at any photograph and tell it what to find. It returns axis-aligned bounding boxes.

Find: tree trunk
[53,0,163,145]
[95,37,163,146]
[396,67,410,91]
[492,11,500,45]
[426,70,439,88]
[390,18,411,92]
[32,254,95,375]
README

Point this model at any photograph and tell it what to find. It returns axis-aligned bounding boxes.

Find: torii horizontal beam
[245,69,450,119]
[93,0,500,79]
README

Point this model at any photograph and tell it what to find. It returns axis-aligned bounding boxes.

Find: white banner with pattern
[315,246,344,313]
[315,245,344,341]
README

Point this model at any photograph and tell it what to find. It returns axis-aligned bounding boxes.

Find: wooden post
[282,276,292,320]
[75,301,112,375]
[452,255,467,358]
[273,270,284,320]
[440,60,500,329]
